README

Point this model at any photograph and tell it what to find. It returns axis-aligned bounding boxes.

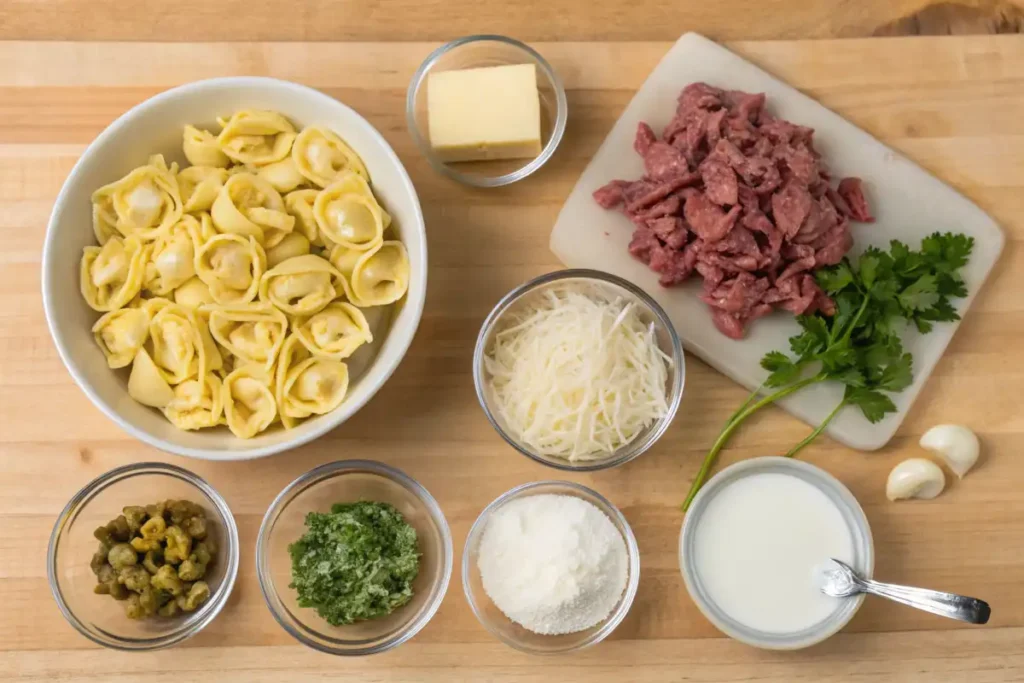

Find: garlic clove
[886,458,946,501]
[920,424,980,479]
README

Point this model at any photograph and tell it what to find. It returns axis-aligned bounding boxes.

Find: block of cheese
[427,64,542,163]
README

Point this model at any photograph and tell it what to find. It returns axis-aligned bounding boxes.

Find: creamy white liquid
[692,472,854,634]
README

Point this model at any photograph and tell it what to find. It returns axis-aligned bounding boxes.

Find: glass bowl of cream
[679,457,874,650]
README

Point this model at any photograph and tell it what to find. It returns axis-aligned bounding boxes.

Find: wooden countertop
[2,35,1024,682]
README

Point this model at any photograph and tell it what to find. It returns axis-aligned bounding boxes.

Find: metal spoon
[820,558,991,625]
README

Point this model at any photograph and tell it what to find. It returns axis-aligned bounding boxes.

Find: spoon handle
[858,577,991,624]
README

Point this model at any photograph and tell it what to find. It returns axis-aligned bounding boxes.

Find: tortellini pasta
[258,254,343,317]
[183,125,230,168]
[79,110,412,438]
[266,233,311,269]
[292,126,368,187]
[164,374,223,431]
[148,302,220,385]
[293,301,372,361]
[81,235,147,311]
[222,365,277,439]
[217,110,296,166]
[284,189,321,244]
[258,157,306,194]
[347,241,411,307]
[92,155,183,241]
[313,173,386,252]
[211,173,294,245]
[143,217,202,296]
[92,307,151,369]
[194,234,266,304]
[206,303,287,371]
[278,353,349,429]
[178,166,228,213]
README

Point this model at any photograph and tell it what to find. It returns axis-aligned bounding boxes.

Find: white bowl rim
[41,76,428,461]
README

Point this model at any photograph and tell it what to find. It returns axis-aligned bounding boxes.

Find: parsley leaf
[845,387,897,423]
[789,316,830,358]
[831,367,866,388]
[816,261,854,295]
[761,351,803,387]
[922,232,974,272]
[898,274,940,312]
[858,250,881,289]
[876,352,914,392]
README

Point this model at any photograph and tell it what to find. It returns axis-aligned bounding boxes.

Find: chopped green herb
[289,501,420,626]
[683,232,974,511]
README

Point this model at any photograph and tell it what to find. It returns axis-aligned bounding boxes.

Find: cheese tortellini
[217,110,296,166]
[292,126,368,187]
[258,255,343,317]
[222,365,277,439]
[313,173,386,252]
[93,155,183,241]
[294,302,372,361]
[194,234,266,304]
[207,304,287,371]
[81,235,147,311]
[78,110,411,438]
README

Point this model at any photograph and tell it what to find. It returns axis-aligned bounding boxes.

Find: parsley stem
[840,294,872,344]
[724,383,764,429]
[682,374,825,512]
[784,398,848,458]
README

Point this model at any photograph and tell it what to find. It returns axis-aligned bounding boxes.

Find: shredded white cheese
[483,285,672,462]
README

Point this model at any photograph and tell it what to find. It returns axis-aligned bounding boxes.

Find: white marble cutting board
[549,32,1004,451]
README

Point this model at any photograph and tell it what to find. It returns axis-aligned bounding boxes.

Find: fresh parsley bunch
[683,233,974,511]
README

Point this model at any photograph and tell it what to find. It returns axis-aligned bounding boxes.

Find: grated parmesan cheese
[483,285,672,462]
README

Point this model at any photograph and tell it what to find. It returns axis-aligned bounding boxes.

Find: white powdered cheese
[477,494,629,635]
[483,286,672,462]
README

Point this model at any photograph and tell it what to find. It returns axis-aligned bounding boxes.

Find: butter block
[427,64,542,163]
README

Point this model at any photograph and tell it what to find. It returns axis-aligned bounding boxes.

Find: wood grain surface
[1,36,1023,682]
[1,0,1023,41]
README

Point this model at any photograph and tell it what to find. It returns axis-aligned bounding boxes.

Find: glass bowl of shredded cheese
[473,269,684,471]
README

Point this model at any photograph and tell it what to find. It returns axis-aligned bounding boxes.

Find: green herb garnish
[683,232,974,511]
[288,501,420,626]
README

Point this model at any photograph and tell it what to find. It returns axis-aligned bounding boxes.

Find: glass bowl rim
[255,459,454,656]
[405,33,569,188]
[461,479,641,654]
[472,268,686,471]
[46,461,241,651]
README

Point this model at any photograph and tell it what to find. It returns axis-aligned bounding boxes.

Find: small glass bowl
[463,481,640,654]
[473,269,685,471]
[47,462,240,650]
[406,34,567,187]
[256,460,453,656]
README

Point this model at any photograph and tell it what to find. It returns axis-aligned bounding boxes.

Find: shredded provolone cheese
[483,286,672,462]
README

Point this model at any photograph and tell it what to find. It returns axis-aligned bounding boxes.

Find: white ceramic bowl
[42,77,427,460]
[679,457,874,650]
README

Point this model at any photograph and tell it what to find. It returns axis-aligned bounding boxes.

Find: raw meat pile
[593,82,873,339]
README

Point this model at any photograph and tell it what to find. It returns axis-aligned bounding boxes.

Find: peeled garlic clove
[886,458,946,501]
[920,424,980,479]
